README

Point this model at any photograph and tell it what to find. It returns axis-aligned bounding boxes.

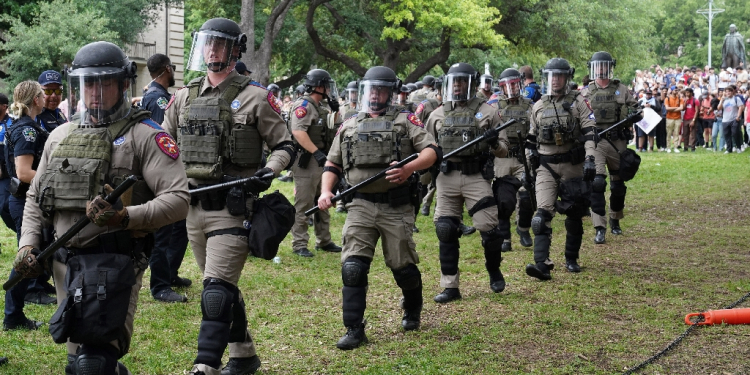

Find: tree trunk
[239,0,297,85]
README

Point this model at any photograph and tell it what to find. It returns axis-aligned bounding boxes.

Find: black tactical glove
[327,96,340,113]
[528,150,540,171]
[583,155,596,181]
[313,149,327,167]
[13,245,43,279]
[244,167,274,195]
[630,111,643,123]
[483,127,500,148]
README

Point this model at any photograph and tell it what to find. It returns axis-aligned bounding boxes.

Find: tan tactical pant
[291,158,331,250]
[187,204,257,359]
[535,161,583,219]
[591,138,626,228]
[340,198,419,269]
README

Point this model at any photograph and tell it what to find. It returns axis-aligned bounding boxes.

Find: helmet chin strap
[207,62,229,72]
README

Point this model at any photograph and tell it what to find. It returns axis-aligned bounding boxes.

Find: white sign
[636,107,661,135]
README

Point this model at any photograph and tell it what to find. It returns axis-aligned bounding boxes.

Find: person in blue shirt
[0,94,15,243]
[141,53,192,302]
[3,81,52,331]
[519,65,542,103]
[36,70,67,133]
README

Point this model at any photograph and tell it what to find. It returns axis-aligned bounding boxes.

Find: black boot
[401,300,422,331]
[433,288,462,303]
[65,354,78,375]
[527,232,552,281]
[525,262,551,280]
[610,218,623,235]
[336,321,368,350]
[594,227,606,244]
[459,223,476,236]
[221,356,261,375]
[501,241,512,252]
[565,258,581,273]
[564,217,583,273]
[516,227,533,247]
[489,272,506,293]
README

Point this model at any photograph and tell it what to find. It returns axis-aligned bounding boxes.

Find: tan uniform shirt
[290,95,329,150]
[328,109,435,193]
[19,116,190,249]
[528,93,597,156]
[162,70,293,181]
[425,98,510,161]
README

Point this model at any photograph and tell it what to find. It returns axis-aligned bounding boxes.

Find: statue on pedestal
[722,24,746,69]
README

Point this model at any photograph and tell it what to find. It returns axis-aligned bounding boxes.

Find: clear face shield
[357,81,394,113]
[498,76,523,99]
[443,73,477,102]
[544,70,571,96]
[480,77,493,92]
[346,88,358,104]
[394,91,409,105]
[589,61,614,80]
[187,31,237,73]
[68,72,131,126]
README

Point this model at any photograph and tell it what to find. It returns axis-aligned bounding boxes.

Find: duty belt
[539,153,573,164]
[66,231,147,257]
[441,160,483,175]
[353,184,411,207]
[354,191,391,204]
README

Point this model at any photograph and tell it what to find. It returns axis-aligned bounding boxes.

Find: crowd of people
[630,64,750,153]
[0,14,739,375]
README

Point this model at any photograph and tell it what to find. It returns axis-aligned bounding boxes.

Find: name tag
[358,121,392,132]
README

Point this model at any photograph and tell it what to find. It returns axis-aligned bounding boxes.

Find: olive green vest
[342,109,414,170]
[38,109,152,212]
[498,98,532,145]
[587,81,627,127]
[297,96,335,153]
[178,75,262,180]
[536,92,580,146]
[437,99,487,157]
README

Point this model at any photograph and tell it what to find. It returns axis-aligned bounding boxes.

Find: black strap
[97,270,107,326]
[206,228,250,239]
[354,192,390,204]
[540,159,562,181]
[468,196,496,217]
[540,153,572,164]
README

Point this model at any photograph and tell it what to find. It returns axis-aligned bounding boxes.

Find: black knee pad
[531,209,552,235]
[228,293,247,343]
[468,196,497,217]
[391,264,422,291]
[435,216,461,243]
[201,278,236,324]
[493,177,520,219]
[480,226,504,251]
[590,174,607,217]
[592,174,607,193]
[342,256,371,287]
[610,180,627,212]
[439,241,460,276]
[518,189,533,211]
[564,216,584,236]
[75,345,118,375]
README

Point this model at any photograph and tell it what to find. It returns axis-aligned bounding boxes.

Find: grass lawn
[1,147,749,374]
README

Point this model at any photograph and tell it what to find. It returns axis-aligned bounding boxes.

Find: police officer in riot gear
[425,62,510,303]
[162,18,295,375]
[524,58,598,281]
[580,51,639,244]
[343,80,359,119]
[489,68,534,252]
[14,41,190,375]
[267,83,281,99]
[411,75,437,103]
[294,85,305,99]
[317,66,439,350]
[477,73,494,100]
[289,69,342,257]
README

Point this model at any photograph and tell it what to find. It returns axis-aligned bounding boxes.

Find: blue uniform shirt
[141,81,171,124]
[523,82,542,103]
[36,107,67,133]
[5,116,48,179]
[0,114,10,179]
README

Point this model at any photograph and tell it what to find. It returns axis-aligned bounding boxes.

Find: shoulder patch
[415,102,425,115]
[155,132,179,160]
[583,98,594,113]
[406,112,424,128]
[267,91,281,114]
[141,119,163,130]
[165,94,177,110]
[248,81,266,89]
[295,102,308,119]
[22,127,37,142]
[487,98,499,105]
[475,112,483,119]
[157,96,169,109]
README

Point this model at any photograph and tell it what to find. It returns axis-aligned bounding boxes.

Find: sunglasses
[43,88,63,95]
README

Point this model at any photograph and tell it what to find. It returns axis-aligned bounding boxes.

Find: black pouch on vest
[49,253,136,345]
[9,177,29,198]
[618,148,641,181]
[248,191,295,260]
[387,184,411,207]
[569,146,586,165]
[481,158,494,180]
[297,151,311,169]
[226,187,247,216]
[439,160,450,174]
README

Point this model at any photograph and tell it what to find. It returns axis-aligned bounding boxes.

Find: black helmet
[187,18,247,73]
[345,80,359,103]
[497,68,523,99]
[588,51,616,80]
[68,41,136,125]
[303,69,338,99]
[346,81,358,90]
[434,78,443,90]
[267,83,281,97]
[406,83,418,92]
[443,62,479,102]
[295,84,305,96]
[422,75,435,87]
[359,66,401,113]
[541,58,574,95]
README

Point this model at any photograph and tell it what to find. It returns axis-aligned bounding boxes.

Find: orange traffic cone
[685,308,750,326]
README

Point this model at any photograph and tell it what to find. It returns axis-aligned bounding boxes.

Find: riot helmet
[497,68,524,99]
[443,62,479,102]
[187,18,247,73]
[67,41,136,126]
[422,75,435,87]
[345,80,358,104]
[406,83,418,92]
[267,83,281,98]
[479,74,494,93]
[541,58,574,96]
[358,66,401,113]
[304,69,338,111]
[434,78,443,91]
[588,51,616,80]
[395,84,411,105]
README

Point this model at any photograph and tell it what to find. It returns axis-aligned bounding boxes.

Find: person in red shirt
[680,88,700,151]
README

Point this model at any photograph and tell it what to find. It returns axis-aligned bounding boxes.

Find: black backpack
[248,191,295,260]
